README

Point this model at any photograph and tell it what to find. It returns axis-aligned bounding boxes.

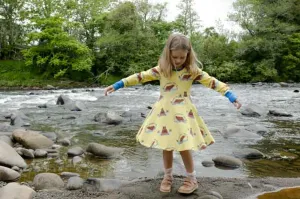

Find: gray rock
[212,156,243,168]
[60,172,80,180]
[0,166,20,182]
[72,156,83,165]
[20,148,35,158]
[67,176,84,190]
[202,160,215,167]
[86,143,123,158]
[0,135,13,146]
[68,147,84,157]
[58,138,71,146]
[12,129,54,149]
[105,111,123,125]
[0,140,27,168]
[33,173,64,190]
[268,110,293,117]
[34,149,48,158]
[84,178,129,192]
[240,103,266,117]
[233,148,264,159]
[0,182,36,199]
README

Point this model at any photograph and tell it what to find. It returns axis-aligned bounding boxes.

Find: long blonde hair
[158,33,202,78]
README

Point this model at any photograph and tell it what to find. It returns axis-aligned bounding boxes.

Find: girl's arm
[104,66,161,96]
[193,68,242,109]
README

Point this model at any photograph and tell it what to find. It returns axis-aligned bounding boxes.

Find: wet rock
[223,125,261,140]
[12,129,54,149]
[212,156,242,168]
[202,160,215,167]
[0,182,36,199]
[56,94,85,111]
[33,173,64,190]
[68,147,84,156]
[247,124,269,136]
[84,178,129,192]
[37,104,47,108]
[0,166,20,182]
[268,110,292,117]
[45,85,56,90]
[56,95,72,105]
[34,149,48,158]
[233,148,264,159]
[279,82,288,87]
[72,156,83,165]
[67,176,84,190]
[58,138,71,146]
[41,132,57,142]
[20,148,35,159]
[60,172,80,180]
[294,90,299,93]
[86,143,123,158]
[0,140,27,168]
[240,103,266,117]
[105,111,123,125]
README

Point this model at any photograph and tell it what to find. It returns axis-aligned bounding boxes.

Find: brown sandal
[160,175,173,193]
[178,177,198,194]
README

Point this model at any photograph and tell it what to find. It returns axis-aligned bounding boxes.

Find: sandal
[177,177,198,194]
[160,175,173,193]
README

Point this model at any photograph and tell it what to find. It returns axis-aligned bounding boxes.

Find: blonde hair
[158,33,202,78]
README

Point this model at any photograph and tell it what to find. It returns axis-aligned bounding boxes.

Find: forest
[0,0,299,87]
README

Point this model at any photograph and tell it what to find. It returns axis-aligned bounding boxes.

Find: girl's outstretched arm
[104,66,161,96]
[193,68,242,109]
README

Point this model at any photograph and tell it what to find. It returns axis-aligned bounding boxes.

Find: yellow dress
[121,66,229,151]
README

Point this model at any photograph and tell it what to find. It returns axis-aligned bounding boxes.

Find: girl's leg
[160,150,173,192]
[178,150,198,194]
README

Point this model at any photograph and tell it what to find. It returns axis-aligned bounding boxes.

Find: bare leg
[179,150,194,173]
[160,150,174,192]
[163,150,173,169]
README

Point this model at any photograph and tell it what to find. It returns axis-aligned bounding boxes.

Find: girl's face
[171,49,188,68]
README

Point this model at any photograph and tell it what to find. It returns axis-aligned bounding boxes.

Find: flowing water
[0,83,299,183]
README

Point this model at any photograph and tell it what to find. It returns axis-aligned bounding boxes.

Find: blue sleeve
[225,90,237,103]
[112,80,124,91]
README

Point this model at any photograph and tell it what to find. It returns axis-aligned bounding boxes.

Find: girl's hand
[104,85,115,96]
[233,100,242,109]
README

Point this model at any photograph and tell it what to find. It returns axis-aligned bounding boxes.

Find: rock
[95,111,124,125]
[268,110,293,117]
[223,125,261,140]
[60,172,80,180]
[33,173,64,190]
[198,196,219,199]
[0,135,13,146]
[34,149,48,158]
[240,103,265,117]
[0,140,27,168]
[84,178,129,192]
[38,104,47,108]
[86,143,123,158]
[20,148,35,158]
[12,129,54,149]
[212,156,243,168]
[72,156,83,165]
[294,90,299,93]
[0,166,20,182]
[67,176,84,190]
[202,160,215,167]
[233,148,264,159]
[56,95,72,105]
[46,85,56,90]
[58,138,71,146]
[0,182,36,199]
[41,132,57,142]
[68,147,84,157]
[279,82,288,87]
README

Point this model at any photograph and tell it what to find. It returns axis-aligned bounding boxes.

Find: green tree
[22,17,93,79]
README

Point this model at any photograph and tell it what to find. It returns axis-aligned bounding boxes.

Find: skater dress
[121,66,230,151]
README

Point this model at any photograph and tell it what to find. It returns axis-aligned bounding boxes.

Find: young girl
[104,33,241,194]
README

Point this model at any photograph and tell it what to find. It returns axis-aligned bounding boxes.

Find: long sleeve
[122,66,161,87]
[193,68,229,96]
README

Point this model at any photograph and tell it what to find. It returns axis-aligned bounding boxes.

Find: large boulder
[0,140,27,168]
[12,129,53,149]
[33,173,64,190]
[0,183,35,199]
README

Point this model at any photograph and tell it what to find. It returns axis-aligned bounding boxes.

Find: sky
[148,0,241,32]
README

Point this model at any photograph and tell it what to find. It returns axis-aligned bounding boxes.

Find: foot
[177,177,198,194]
[160,175,173,193]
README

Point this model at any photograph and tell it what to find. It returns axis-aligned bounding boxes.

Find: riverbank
[32,176,300,199]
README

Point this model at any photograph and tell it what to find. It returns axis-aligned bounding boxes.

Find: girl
[104,33,241,194]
